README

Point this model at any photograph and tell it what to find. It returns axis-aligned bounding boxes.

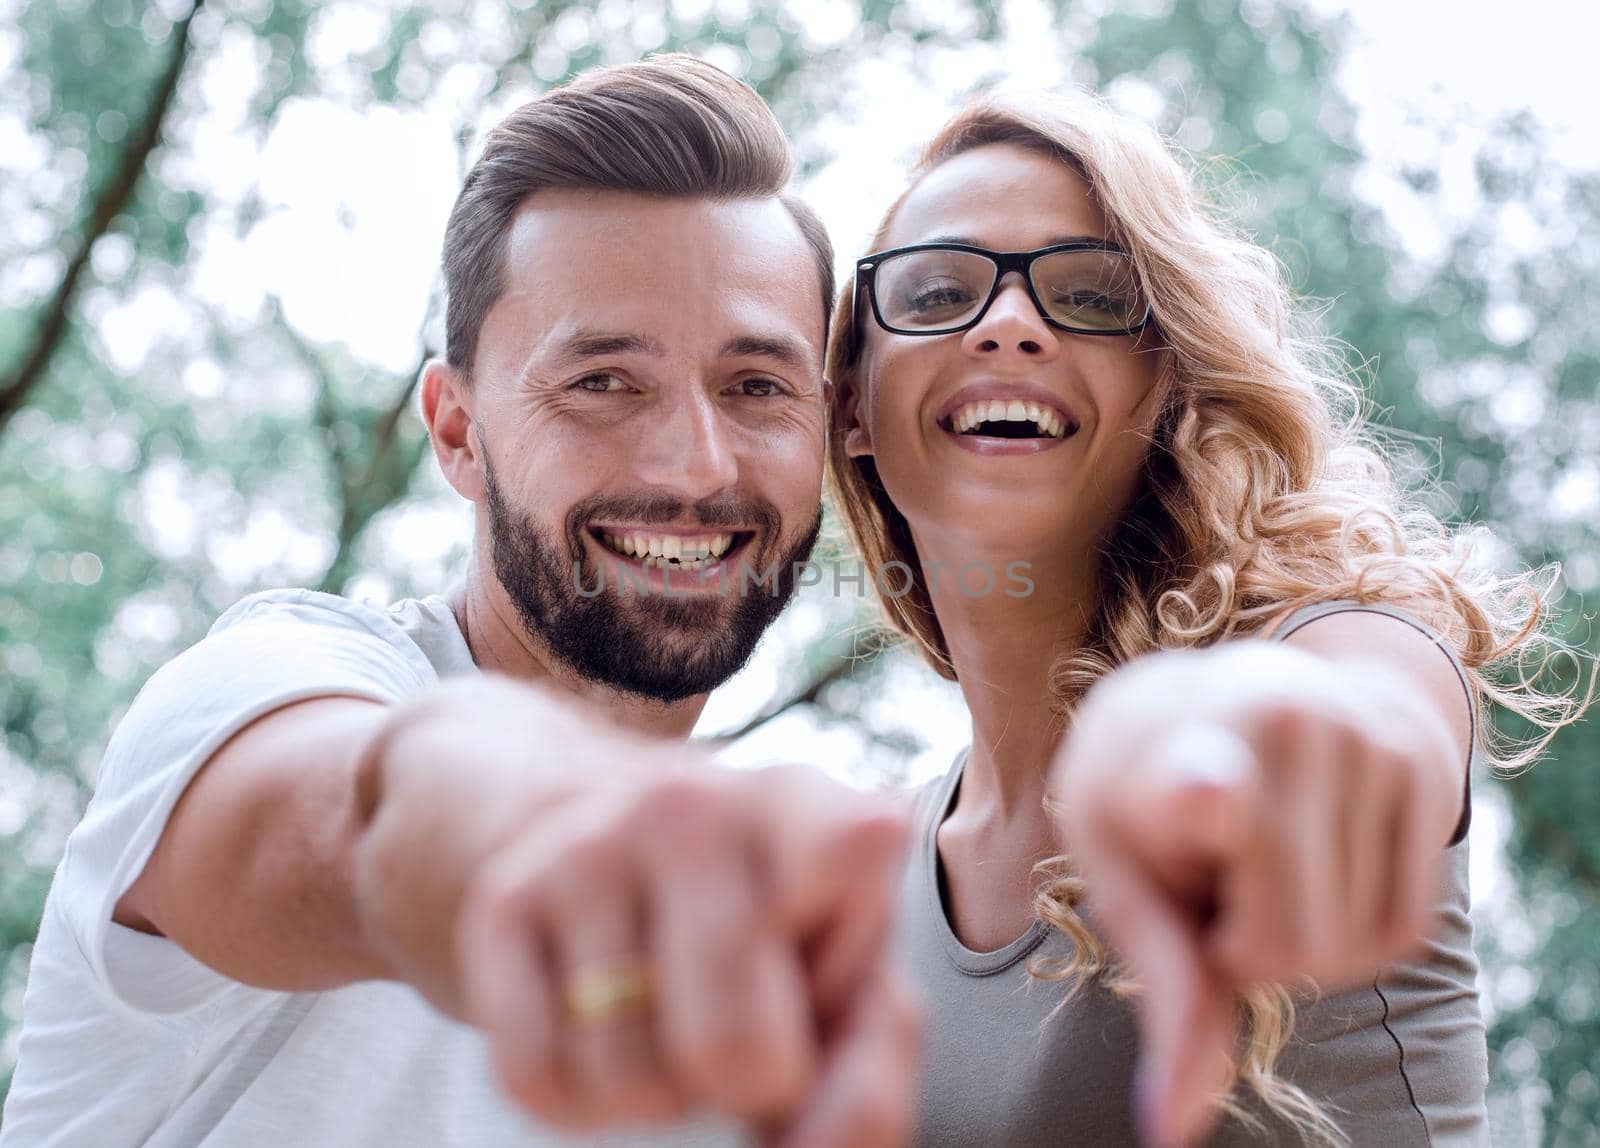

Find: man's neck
[445,564,709,741]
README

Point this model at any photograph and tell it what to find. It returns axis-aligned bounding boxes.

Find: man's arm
[112,673,921,1143]
[113,695,396,991]
[113,676,645,1006]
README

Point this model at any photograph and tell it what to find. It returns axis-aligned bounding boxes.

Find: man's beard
[482,452,822,704]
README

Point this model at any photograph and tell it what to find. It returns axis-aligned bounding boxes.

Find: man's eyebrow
[720,334,811,370]
[551,331,666,362]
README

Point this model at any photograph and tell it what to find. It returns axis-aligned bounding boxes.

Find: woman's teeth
[597,530,735,570]
[948,399,1070,438]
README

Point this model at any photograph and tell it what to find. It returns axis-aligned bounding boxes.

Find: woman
[826,88,1582,1146]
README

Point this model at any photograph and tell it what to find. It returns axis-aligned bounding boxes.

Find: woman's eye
[1055,291,1126,314]
[907,278,976,312]
[572,372,625,393]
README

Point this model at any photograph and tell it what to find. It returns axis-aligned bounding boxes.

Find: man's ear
[837,373,874,459]
[420,359,485,501]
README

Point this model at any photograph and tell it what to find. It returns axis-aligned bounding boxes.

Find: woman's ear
[420,360,485,501]
[837,374,874,459]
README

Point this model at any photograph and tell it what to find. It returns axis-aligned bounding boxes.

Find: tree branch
[0,0,205,436]
[371,360,425,458]
[268,300,353,493]
[706,643,885,745]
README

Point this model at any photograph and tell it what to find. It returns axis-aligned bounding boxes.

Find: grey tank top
[896,602,1489,1146]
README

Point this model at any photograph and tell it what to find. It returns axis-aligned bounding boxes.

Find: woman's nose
[960,273,1059,360]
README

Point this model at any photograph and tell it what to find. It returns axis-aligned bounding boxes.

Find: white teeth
[599,530,738,563]
[947,398,1071,439]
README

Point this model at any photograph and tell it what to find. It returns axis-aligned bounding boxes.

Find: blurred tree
[1,1,1596,1140]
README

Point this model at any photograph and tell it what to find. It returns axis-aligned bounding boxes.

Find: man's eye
[572,373,625,393]
[737,377,784,398]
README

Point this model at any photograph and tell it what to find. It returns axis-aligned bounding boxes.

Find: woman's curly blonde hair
[824,86,1591,1144]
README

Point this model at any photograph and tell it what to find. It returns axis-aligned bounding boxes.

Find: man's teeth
[598,531,735,568]
[949,399,1069,438]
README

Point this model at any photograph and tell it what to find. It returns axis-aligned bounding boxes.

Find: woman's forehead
[883,143,1111,252]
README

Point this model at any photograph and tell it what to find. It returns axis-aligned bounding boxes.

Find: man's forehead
[504,189,808,285]
[489,190,824,358]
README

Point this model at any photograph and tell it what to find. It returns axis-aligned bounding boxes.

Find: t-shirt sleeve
[54,591,436,1017]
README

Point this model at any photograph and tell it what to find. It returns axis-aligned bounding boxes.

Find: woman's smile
[933,379,1081,456]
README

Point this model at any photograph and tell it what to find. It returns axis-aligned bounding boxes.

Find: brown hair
[442,53,834,377]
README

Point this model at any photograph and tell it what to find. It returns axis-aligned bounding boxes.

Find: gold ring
[564,957,654,1024]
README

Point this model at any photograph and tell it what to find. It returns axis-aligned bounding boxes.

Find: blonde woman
[828,90,1581,1146]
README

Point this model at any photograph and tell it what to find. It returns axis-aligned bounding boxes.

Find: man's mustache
[566,491,782,536]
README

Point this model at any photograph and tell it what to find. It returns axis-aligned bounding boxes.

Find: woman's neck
[923,536,1098,828]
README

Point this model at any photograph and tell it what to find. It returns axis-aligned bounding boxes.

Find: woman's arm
[1048,610,1472,1148]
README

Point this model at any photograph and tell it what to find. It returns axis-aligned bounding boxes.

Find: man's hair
[442,54,833,377]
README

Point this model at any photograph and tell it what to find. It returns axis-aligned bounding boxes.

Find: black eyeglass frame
[853,241,1153,338]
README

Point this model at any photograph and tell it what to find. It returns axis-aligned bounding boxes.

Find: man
[2,56,918,1148]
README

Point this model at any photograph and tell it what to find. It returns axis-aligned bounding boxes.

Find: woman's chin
[906,502,1082,565]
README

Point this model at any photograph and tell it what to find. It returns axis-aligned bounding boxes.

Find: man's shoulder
[211,587,410,641]
[208,587,470,677]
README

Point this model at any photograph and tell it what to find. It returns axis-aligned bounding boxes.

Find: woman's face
[847,142,1169,566]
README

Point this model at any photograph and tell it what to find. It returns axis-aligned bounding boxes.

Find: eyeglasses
[854,242,1152,338]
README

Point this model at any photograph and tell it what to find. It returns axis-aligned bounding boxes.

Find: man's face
[467,191,826,703]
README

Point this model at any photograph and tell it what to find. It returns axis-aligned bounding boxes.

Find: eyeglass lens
[873,248,1147,334]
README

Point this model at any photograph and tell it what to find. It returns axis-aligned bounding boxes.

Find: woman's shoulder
[1255,597,1458,648]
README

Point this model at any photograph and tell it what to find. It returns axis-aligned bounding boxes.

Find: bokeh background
[2,0,1597,1142]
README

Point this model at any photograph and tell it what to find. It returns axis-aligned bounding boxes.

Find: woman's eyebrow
[918,232,1111,248]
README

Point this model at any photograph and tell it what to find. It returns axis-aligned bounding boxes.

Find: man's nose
[633,386,739,500]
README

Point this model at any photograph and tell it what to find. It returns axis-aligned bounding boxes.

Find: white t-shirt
[1,589,742,1147]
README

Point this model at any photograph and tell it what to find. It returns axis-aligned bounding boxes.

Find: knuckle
[838,800,913,863]
[680,1019,801,1114]
[637,772,722,831]
[695,1022,762,1083]
[494,1058,580,1129]
[1244,697,1308,742]
[1330,716,1374,763]
[701,911,766,965]
[467,855,536,927]
[552,825,626,889]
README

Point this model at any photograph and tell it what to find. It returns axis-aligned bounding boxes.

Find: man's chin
[601,588,737,629]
